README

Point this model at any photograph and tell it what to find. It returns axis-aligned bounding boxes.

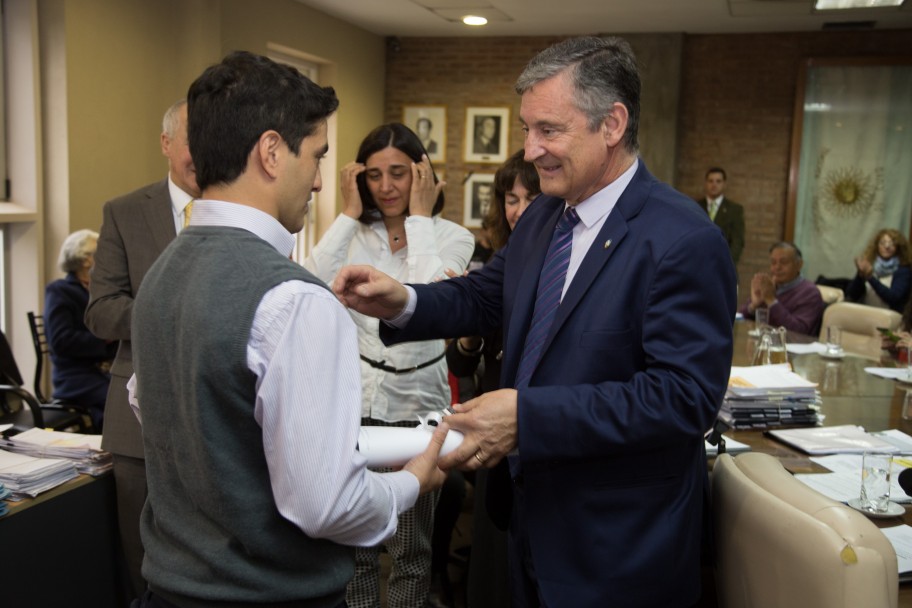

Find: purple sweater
[739,278,825,336]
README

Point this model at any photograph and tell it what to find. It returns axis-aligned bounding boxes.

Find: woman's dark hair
[485,149,541,250]
[355,123,444,223]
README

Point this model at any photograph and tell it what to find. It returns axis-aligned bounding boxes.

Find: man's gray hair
[515,36,640,153]
[770,241,803,261]
[58,229,99,273]
[162,99,187,138]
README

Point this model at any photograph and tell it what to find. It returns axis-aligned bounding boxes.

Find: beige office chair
[817,284,845,306]
[818,301,902,360]
[713,452,898,608]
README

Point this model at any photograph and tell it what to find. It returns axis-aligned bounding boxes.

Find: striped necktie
[515,206,581,389]
[182,200,194,229]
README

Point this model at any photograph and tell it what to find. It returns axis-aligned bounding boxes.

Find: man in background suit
[334,36,736,607]
[85,99,200,599]
[697,167,745,264]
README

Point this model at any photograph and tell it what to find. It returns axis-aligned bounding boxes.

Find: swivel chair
[713,452,897,608]
[1,324,93,434]
[817,301,902,360]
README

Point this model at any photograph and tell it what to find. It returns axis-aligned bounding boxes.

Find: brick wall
[384,30,912,297]
[676,30,911,297]
[384,36,565,228]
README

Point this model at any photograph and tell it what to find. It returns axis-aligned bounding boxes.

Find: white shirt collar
[186,200,297,258]
[571,157,639,229]
[168,174,194,215]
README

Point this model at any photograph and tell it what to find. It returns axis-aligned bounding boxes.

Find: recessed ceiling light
[815,0,903,9]
[462,15,488,26]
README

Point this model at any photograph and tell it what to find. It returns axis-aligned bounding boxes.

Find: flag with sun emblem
[792,64,912,282]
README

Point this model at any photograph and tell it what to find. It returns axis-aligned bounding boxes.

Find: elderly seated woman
[44,229,118,430]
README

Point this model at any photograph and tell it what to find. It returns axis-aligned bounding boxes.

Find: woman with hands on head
[845,228,912,313]
[304,123,475,608]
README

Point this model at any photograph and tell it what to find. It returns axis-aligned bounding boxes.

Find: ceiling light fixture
[462,15,488,26]
[815,0,903,9]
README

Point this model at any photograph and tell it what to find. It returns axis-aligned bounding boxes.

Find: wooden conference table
[725,320,912,605]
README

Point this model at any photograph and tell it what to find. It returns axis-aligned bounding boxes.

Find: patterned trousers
[346,419,441,608]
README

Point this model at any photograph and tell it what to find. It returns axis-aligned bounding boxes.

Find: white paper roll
[358,425,465,468]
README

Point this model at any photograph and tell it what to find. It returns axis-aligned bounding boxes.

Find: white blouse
[305,213,475,422]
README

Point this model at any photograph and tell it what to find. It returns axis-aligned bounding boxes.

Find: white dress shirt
[305,213,475,422]
[167,175,194,234]
[706,195,722,220]
[130,200,418,546]
[394,159,640,322]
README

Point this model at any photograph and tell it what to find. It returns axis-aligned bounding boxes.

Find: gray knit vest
[133,225,351,607]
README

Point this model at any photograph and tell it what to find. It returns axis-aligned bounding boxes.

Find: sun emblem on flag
[820,166,879,217]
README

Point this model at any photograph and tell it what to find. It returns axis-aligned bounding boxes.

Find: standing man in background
[85,99,200,600]
[697,167,745,264]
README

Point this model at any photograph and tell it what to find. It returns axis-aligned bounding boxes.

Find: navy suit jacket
[383,163,737,606]
[45,273,117,408]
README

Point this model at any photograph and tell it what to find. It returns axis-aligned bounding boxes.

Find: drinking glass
[754,307,769,332]
[825,326,843,357]
[903,390,912,421]
[860,452,893,513]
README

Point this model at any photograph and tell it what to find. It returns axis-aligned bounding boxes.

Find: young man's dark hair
[187,50,339,191]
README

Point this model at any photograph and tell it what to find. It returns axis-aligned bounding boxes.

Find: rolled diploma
[357,425,465,467]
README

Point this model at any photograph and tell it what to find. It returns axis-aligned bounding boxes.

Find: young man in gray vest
[130,51,448,608]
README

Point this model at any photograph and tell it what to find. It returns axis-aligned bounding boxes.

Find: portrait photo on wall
[464,107,509,164]
[403,105,447,163]
[463,172,496,228]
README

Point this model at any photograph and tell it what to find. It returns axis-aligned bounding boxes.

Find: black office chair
[0,321,94,434]
[0,372,44,435]
[28,311,62,402]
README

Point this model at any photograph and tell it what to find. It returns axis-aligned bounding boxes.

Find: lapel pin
[604,239,612,249]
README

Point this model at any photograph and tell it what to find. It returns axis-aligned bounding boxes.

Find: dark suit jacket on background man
[698,196,744,264]
[85,100,199,599]
[85,179,177,595]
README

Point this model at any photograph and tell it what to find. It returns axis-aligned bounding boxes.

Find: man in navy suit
[335,36,736,607]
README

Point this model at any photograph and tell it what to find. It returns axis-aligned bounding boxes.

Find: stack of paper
[0,449,78,500]
[0,482,10,515]
[0,428,112,476]
[768,424,901,455]
[879,525,912,581]
[720,364,821,429]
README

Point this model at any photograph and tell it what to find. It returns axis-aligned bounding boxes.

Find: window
[267,44,337,265]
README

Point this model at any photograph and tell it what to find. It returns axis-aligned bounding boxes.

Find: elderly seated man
[740,241,825,335]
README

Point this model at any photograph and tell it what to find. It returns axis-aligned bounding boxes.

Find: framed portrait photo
[463,172,496,228]
[403,105,447,163]
[464,107,509,164]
